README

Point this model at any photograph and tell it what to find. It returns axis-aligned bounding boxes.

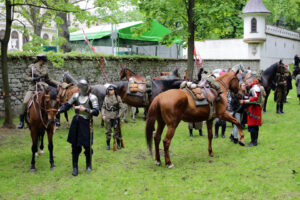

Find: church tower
[242,0,271,57]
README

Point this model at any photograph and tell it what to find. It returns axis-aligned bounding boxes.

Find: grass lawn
[0,88,300,200]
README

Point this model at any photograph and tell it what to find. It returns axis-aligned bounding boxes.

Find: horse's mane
[262,62,278,76]
[124,67,136,75]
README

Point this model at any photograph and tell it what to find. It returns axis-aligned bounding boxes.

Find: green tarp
[70,20,181,44]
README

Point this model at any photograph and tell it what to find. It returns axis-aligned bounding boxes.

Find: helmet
[78,79,89,96]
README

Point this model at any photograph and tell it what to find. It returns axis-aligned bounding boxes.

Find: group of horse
[25,61,283,171]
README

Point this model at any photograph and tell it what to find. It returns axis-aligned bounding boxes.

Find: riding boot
[189,128,193,137]
[276,104,281,114]
[18,114,25,129]
[253,132,258,146]
[199,129,205,136]
[85,148,92,172]
[72,151,79,176]
[280,103,284,114]
[247,132,255,147]
[117,139,121,149]
[106,139,110,150]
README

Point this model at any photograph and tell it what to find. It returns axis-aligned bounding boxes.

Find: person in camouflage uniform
[275,61,287,114]
[102,85,125,150]
[18,54,59,129]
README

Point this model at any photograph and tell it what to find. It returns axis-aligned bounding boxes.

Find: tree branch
[11,3,79,13]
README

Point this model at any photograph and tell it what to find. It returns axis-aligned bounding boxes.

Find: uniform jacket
[101,95,124,119]
[25,63,58,91]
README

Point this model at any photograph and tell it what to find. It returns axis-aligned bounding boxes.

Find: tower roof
[242,0,271,14]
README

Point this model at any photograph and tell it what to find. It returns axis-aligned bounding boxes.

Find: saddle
[181,80,218,106]
[128,77,146,93]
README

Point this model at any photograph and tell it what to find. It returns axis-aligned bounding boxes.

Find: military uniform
[102,91,125,150]
[275,65,287,114]
[18,55,59,129]
[59,79,99,176]
[188,122,204,137]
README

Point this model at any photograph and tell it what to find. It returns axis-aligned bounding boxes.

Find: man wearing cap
[102,85,125,150]
[58,79,99,176]
[275,61,287,114]
[18,54,59,129]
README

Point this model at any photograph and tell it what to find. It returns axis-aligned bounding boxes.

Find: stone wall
[0,55,259,117]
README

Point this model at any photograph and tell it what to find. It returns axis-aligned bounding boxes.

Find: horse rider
[240,78,262,147]
[275,61,287,114]
[18,54,59,129]
[102,84,125,150]
[58,79,99,176]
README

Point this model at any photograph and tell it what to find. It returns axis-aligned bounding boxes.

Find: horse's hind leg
[154,118,165,166]
[219,111,245,146]
[47,129,56,170]
[30,131,38,172]
[163,125,176,168]
[206,120,214,157]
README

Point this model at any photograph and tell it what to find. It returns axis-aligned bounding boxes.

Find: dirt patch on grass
[0,128,27,146]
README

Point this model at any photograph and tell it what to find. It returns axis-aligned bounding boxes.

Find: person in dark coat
[284,65,292,103]
[293,54,300,78]
[58,79,99,176]
[295,74,300,104]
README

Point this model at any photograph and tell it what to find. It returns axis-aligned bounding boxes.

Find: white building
[186,0,300,70]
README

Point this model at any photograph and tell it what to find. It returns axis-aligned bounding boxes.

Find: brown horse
[120,65,146,82]
[26,84,61,172]
[146,68,245,168]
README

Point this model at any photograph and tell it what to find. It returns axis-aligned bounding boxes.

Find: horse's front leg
[206,120,214,157]
[47,127,56,170]
[30,131,38,172]
[64,111,69,128]
[263,89,270,113]
[219,111,245,146]
[39,131,45,156]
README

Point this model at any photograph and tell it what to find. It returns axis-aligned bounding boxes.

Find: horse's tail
[146,97,160,156]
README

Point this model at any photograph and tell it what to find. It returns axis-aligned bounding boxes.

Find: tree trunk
[186,0,195,80]
[1,0,15,128]
[56,11,72,52]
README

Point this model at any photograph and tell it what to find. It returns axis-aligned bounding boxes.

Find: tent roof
[70,20,181,43]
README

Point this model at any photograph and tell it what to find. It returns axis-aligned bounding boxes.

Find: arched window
[43,33,49,40]
[251,18,257,33]
[11,31,19,49]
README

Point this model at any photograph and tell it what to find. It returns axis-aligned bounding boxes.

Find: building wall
[0,55,258,117]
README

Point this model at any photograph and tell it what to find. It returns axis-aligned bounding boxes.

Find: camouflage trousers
[275,85,285,103]
[21,91,34,114]
[105,118,121,140]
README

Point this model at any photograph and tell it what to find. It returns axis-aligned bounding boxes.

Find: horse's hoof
[35,153,38,157]
[155,161,161,166]
[167,164,175,169]
[39,150,44,156]
[50,165,56,171]
[239,141,245,146]
[30,168,36,173]
[209,152,214,157]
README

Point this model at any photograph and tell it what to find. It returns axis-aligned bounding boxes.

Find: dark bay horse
[146,67,245,168]
[260,61,284,112]
[26,84,61,172]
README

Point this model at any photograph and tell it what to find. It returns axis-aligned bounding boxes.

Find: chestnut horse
[146,67,245,168]
[26,84,61,172]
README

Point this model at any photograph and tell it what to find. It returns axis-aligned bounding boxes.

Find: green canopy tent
[69,20,182,57]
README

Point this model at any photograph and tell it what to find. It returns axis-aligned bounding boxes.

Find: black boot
[247,132,255,147]
[276,104,281,114]
[72,152,79,176]
[189,128,193,137]
[199,129,205,136]
[85,148,92,172]
[117,139,121,149]
[229,134,234,142]
[253,132,258,146]
[106,139,110,150]
[18,114,25,129]
[280,103,284,114]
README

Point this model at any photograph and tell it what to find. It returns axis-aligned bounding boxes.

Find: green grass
[1,88,300,200]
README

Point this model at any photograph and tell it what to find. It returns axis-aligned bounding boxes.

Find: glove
[33,76,41,82]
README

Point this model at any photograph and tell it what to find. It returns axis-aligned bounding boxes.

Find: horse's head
[42,86,61,124]
[120,66,127,80]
